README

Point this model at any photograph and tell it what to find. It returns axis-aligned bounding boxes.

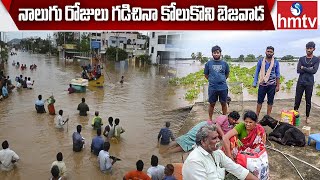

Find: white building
[90,32,147,58]
[148,32,183,64]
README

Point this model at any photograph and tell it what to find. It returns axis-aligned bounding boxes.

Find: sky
[179,28,320,58]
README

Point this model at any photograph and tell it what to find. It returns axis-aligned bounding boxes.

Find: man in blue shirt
[72,125,84,152]
[204,45,230,120]
[35,95,46,113]
[253,46,280,117]
[91,128,104,156]
[158,122,175,145]
[294,41,319,124]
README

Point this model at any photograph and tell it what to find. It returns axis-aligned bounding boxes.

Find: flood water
[1,53,320,179]
[0,52,194,179]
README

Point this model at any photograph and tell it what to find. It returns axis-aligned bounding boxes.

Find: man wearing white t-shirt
[55,110,69,129]
[98,142,116,174]
[26,77,34,89]
[147,155,165,180]
[0,140,19,171]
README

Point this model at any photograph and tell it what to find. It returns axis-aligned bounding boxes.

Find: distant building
[90,31,147,58]
[148,32,183,64]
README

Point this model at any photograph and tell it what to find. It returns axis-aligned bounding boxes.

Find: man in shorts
[204,45,230,120]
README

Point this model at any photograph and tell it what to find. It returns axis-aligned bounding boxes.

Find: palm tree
[191,52,196,59]
[196,52,203,60]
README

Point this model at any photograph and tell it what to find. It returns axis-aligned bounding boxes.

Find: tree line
[191,52,299,63]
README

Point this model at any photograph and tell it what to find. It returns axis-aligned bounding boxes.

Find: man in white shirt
[0,140,20,171]
[26,77,34,89]
[147,155,165,180]
[182,125,258,180]
[51,152,67,177]
[98,142,116,174]
[55,110,69,129]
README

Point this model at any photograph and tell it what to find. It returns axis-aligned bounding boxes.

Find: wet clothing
[68,87,75,94]
[158,127,175,145]
[98,150,112,173]
[77,102,89,116]
[51,161,67,177]
[2,86,8,97]
[114,125,125,138]
[0,148,20,171]
[55,115,66,129]
[294,56,320,117]
[91,116,103,130]
[104,124,115,139]
[91,135,104,156]
[72,132,84,152]
[35,99,46,113]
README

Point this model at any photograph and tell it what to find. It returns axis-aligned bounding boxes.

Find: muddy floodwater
[0,52,195,179]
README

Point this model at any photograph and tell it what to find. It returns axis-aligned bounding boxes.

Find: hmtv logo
[277,1,318,29]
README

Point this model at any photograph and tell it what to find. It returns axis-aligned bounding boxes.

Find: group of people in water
[81,64,102,80]
[12,60,37,71]
[0,72,35,99]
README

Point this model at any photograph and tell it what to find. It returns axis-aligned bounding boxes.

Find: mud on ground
[178,99,320,180]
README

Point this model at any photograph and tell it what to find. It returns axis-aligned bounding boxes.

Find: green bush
[106,47,128,61]
[136,54,151,65]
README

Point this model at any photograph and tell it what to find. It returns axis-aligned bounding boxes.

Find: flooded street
[1,52,320,179]
[0,52,194,179]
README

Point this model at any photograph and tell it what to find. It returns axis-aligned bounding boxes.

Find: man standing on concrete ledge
[294,41,320,124]
[204,45,230,120]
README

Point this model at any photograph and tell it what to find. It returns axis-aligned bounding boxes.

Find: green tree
[196,52,203,60]
[136,54,151,64]
[106,47,128,61]
[245,54,256,61]
[224,55,232,61]
[200,57,209,64]
[238,54,245,62]
[281,55,295,61]
[78,33,90,52]
[54,32,77,46]
[191,52,196,59]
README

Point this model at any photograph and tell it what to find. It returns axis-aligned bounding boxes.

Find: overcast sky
[6,29,320,58]
[179,28,320,58]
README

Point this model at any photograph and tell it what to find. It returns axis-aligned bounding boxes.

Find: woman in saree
[223,110,266,160]
[47,95,56,115]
